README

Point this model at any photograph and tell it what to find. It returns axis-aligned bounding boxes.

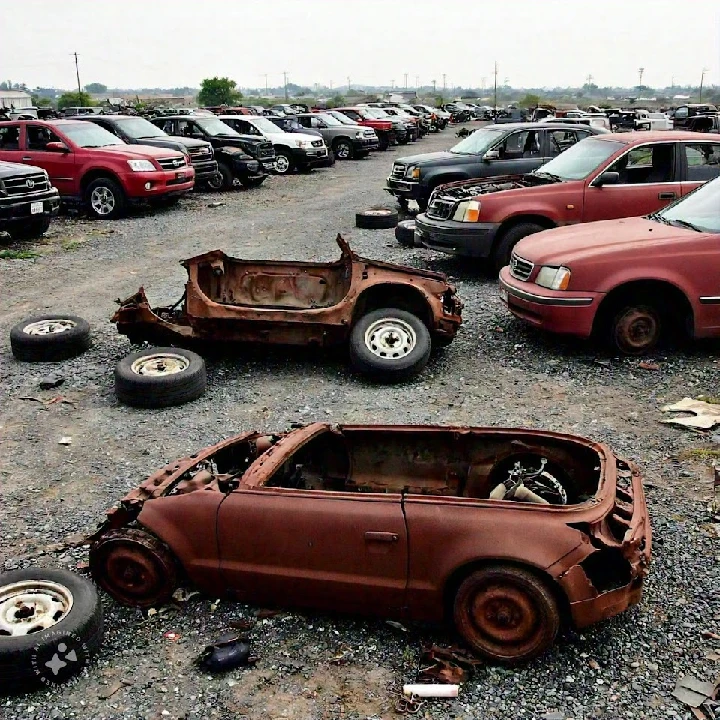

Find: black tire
[90,528,179,608]
[274,149,294,175]
[492,222,546,273]
[114,346,207,408]
[9,216,52,240]
[217,163,235,190]
[416,198,428,213]
[206,171,224,191]
[395,219,416,247]
[333,138,354,160]
[349,308,431,381]
[240,176,267,189]
[10,314,91,362]
[85,177,126,220]
[356,207,399,229]
[453,566,560,664]
[0,567,103,689]
[607,299,663,355]
[378,135,390,151]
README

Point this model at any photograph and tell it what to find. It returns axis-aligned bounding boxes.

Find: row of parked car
[0,104,452,237]
[386,121,720,356]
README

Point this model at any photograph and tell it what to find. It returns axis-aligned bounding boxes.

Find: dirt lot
[1,125,719,720]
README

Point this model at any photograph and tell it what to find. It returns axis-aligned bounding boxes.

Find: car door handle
[22,156,32,161]
[364,531,399,543]
[658,192,676,200]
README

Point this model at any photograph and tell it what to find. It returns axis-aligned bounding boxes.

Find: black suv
[150,115,273,190]
[672,104,719,129]
[386,122,605,210]
[74,115,219,188]
[0,160,60,239]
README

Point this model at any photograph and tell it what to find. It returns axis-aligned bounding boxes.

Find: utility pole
[638,67,644,88]
[72,52,81,94]
[481,77,486,92]
[391,79,394,90]
[283,71,288,100]
[586,73,594,86]
[262,74,269,96]
[700,68,709,101]
[347,76,351,93]
[442,73,446,96]
[493,61,498,113]
[404,73,408,89]
[415,75,419,89]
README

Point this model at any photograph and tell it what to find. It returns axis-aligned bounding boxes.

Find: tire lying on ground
[115,347,207,408]
[395,219,416,247]
[349,308,431,381]
[10,314,92,362]
[0,567,103,689]
[355,208,399,230]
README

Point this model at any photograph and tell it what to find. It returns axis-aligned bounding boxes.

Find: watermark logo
[31,631,89,685]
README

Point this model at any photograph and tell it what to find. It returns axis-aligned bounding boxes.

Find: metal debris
[672,674,719,708]
[196,632,257,673]
[403,683,459,698]
[39,373,65,389]
[661,399,720,430]
[58,436,72,445]
[418,645,482,685]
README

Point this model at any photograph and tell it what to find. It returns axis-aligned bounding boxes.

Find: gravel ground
[0,124,719,720]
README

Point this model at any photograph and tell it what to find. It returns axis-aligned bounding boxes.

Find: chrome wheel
[364,318,417,360]
[275,155,290,173]
[22,319,76,336]
[130,352,190,377]
[90,186,116,216]
[0,580,73,637]
[335,141,351,159]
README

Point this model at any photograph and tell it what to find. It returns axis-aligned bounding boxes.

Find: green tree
[197,77,242,106]
[325,94,346,109]
[519,93,541,108]
[30,94,52,108]
[57,91,94,109]
[85,82,108,94]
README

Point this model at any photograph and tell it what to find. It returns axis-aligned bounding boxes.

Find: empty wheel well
[81,169,123,193]
[443,559,571,624]
[593,280,693,338]
[494,214,556,244]
[352,284,433,328]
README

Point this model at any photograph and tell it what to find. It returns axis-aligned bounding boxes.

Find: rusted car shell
[111,236,462,347]
[90,423,651,642]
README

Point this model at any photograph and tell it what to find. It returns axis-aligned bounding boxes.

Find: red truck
[499,175,720,355]
[415,131,720,270]
[332,107,401,150]
[0,120,195,219]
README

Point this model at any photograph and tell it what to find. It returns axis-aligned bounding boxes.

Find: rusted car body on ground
[89,423,651,663]
[112,236,463,380]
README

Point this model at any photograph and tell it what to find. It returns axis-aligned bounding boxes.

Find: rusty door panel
[217,489,408,614]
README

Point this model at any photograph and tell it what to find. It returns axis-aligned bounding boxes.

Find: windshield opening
[314,113,342,127]
[325,111,356,125]
[450,127,505,155]
[195,117,240,136]
[246,117,285,135]
[534,138,625,180]
[657,177,720,233]
[60,122,126,148]
[114,117,167,139]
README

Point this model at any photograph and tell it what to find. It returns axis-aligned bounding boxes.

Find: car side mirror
[483,149,500,162]
[593,171,620,186]
[45,141,69,152]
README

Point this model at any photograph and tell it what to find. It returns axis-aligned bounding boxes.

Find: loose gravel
[0,124,719,720]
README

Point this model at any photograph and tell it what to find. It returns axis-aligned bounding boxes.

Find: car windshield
[450,127,506,155]
[532,138,625,180]
[327,111,356,125]
[114,117,166,139]
[247,117,284,134]
[60,122,125,148]
[315,113,342,127]
[195,117,240,136]
[656,177,720,233]
[364,108,390,119]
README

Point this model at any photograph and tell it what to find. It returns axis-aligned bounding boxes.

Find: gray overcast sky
[4,0,720,91]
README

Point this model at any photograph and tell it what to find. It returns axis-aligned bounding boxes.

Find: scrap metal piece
[196,632,256,673]
[672,675,720,708]
[661,399,720,430]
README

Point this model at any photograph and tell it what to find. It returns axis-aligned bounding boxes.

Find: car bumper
[291,147,328,167]
[385,177,423,200]
[353,138,379,152]
[232,158,266,179]
[124,168,196,197]
[498,267,602,338]
[414,213,499,258]
[191,158,219,181]
[0,190,60,222]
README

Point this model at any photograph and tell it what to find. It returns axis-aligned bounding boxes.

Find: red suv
[415,131,720,270]
[0,120,195,219]
[499,175,720,355]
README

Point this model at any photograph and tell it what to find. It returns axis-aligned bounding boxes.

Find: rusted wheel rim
[96,541,167,604]
[90,187,116,216]
[23,319,76,336]
[0,580,73,636]
[469,584,541,652]
[364,318,416,360]
[131,353,190,377]
[615,308,659,353]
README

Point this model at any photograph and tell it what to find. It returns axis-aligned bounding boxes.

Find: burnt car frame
[89,423,651,663]
[112,235,462,380]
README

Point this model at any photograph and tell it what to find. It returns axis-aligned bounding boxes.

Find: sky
[3,0,719,91]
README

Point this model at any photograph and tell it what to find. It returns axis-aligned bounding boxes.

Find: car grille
[258,143,275,159]
[391,164,405,179]
[4,172,50,197]
[311,139,324,148]
[188,146,212,158]
[426,198,456,221]
[157,157,187,170]
[363,129,376,138]
[510,252,534,281]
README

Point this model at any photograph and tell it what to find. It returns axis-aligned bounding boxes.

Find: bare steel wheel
[453,566,560,664]
[611,304,661,355]
[130,352,190,377]
[0,580,72,637]
[90,529,179,608]
[364,318,417,360]
[10,314,92,362]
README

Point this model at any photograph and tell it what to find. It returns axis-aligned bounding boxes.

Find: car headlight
[0,179,6,198]
[535,266,572,290]
[297,140,311,148]
[355,131,364,139]
[453,200,481,222]
[405,166,420,180]
[127,159,156,172]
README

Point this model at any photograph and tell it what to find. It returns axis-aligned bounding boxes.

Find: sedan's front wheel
[85,177,126,220]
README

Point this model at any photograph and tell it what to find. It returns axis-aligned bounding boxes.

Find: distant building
[0,89,32,110]
[384,91,418,103]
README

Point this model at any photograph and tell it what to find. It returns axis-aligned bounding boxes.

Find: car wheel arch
[80,167,124,192]
[426,173,469,191]
[351,283,434,329]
